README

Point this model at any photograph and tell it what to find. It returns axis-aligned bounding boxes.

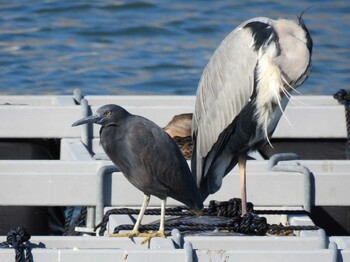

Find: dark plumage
[171,136,193,160]
[72,104,203,242]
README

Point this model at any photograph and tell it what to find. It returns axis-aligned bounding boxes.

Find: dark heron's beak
[72,114,103,127]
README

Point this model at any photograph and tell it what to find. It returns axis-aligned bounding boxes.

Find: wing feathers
[192,16,313,199]
[193,27,258,159]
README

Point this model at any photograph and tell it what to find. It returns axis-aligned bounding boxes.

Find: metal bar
[73,88,82,104]
[328,241,339,262]
[86,207,96,229]
[80,98,91,151]
[317,229,327,249]
[95,165,120,226]
[171,229,182,248]
[184,241,194,262]
[268,153,312,213]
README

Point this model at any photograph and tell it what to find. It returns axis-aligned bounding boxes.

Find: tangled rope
[113,213,268,236]
[95,198,317,236]
[0,227,32,262]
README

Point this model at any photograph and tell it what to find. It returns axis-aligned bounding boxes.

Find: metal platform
[0,94,348,261]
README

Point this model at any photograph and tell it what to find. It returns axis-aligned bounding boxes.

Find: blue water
[0,1,349,96]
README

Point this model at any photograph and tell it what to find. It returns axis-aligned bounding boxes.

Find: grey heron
[72,104,203,243]
[191,16,313,216]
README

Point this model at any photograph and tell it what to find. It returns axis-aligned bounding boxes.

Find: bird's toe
[109,229,140,239]
[140,231,167,244]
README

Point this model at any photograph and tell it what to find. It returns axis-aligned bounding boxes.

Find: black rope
[206,198,254,217]
[0,227,32,262]
[62,206,88,236]
[72,206,87,236]
[113,213,269,235]
[95,198,318,236]
[63,206,75,236]
[76,206,87,228]
[334,89,350,159]
[112,214,317,236]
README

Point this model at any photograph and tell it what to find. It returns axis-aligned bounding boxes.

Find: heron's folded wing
[193,24,262,161]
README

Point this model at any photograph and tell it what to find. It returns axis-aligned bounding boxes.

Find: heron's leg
[141,198,167,244]
[110,194,150,238]
[238,155,247,216]
[158,198,166,236]
[131,194,150,235]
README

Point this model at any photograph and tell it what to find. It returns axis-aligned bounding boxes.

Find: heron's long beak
[72,114,103,127]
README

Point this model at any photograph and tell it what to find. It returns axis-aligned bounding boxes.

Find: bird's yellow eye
[105,111,112,116]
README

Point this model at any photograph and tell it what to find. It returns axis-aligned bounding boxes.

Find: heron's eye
[105,111,112,117]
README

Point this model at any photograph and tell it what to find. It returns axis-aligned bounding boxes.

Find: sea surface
[0,0,349,96]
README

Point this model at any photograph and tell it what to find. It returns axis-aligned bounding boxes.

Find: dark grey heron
[191,16,313,216]
[72,104,203,243]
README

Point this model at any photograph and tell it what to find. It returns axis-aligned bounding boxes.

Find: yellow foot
[140,231,167,245]
[109,230,168,244]
[109,230,139,239]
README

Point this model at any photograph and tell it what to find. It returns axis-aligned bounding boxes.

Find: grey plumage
[191,16,313,210]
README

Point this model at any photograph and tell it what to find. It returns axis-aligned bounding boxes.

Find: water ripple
[0,0,349,95]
